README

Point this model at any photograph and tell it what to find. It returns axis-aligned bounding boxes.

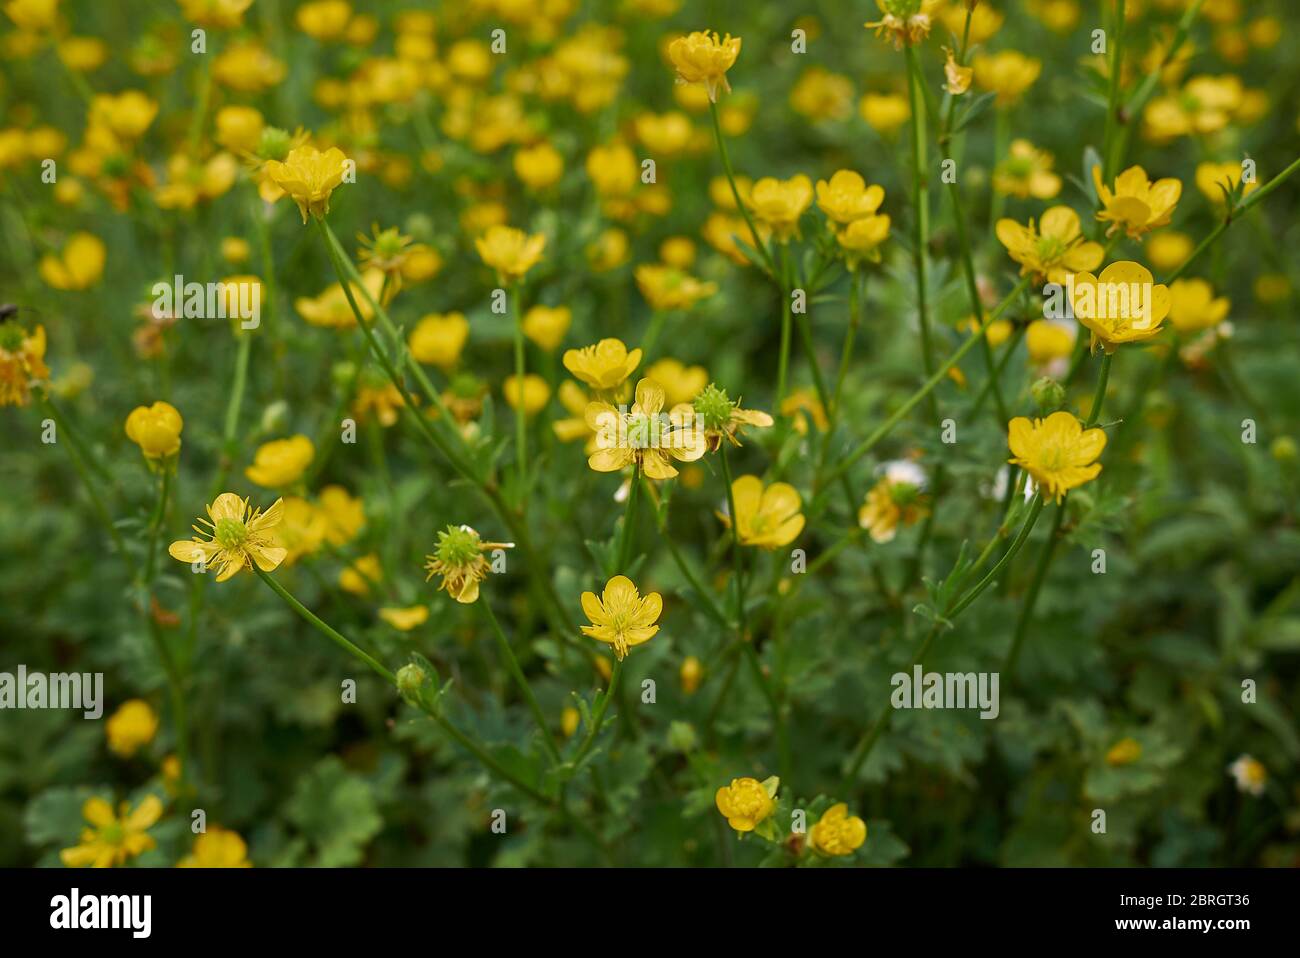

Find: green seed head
[693,383,734,432]
[258,127,293,163]
[214,517,248,550]
[435,525,480,567]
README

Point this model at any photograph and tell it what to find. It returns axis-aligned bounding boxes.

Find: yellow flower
[585,378,707,480]
[296,0,351,40]
[1146,230,1193,273]
[89,90,158,140]
[816,169,885,227]
[942,47,973,95]
[687,381,773,450]
[379,605,429,631]
[318,484,364,545]
[938,1,1002,43]
[215,105,265,154]
[586,141,638,199]
[212,40,287,92]
[105,699,158,757]
[722,475,805,548]
[563,338,642,391]
[809,803,868,856]
[503,373,551,416]
[1106,737,1142,766]
[1195,160,1258,205]
[580,574,662,660]
[514,141,564,191]
[837,213,892,267]
[996,206,1103,284]
[401,246,443,283]
[221,236,252,264]
[1069,261,1171,353]
[659,236,697,269]
[424,525,512,604]
[1025,319,1076,369]
[475,224,546,283]
[39,231,105,290]
[58,36,108,71]
[339,554,381,596]
[858,464,929,543]
[275,496,327,564]
[1168,279,1230,335]
[0,320,49,407]
[294,270,384,330]
[1093,164,1181,239]
[553,380,597,447]
[124,401,183,461]
[409,311,470,368]
[715,776,778,833]
[789,67,855,122]
[4,0,58,32]
[264,145,349,223]
[169,494,288,581]
[993,140,1061,199]
[521,305,571,351]
[1007,411,1106,502]
[178,825,251,867]
[561,706,580,738]
[972,50,1041,105]
[244,435,314,488]
[634,111,695,155]
[178,0,252,29]
[680,655,703,694]
[60,795,164,868]
[864,0,933,49]
[667,30,741,102]
[645,358,709,407]
[634,263,718,311]
[860,92,910,136]
[781,388,828,434]
[750,174,813,241]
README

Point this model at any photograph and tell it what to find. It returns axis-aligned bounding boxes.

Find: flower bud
[396,663,428,702]
[1030,377,1065,414]
[1271,436,1297,464]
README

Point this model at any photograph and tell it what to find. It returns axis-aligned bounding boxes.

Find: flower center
[215,517,248,550]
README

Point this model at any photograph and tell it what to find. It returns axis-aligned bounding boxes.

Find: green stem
[775,246,793,404]
[573,659,622,766]
[617,465,640,570]
[1101,0,1127,182]
[512,283,528,505]
[904,44,937,423]
[481,598,561,764]
[253,566,395,682]
[707,100,775,277]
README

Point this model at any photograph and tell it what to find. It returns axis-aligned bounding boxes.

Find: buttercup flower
[1007,411,1106,502]
[715,775,778,832]
[1068,261,1171,353]
[0,320,49,407]
[972,50,1041,105]
[476,224,545,282]
[275,496,327,564]
[809,803,867,856]
[858,461,929,543]
[318,485,364,545]
[563,338,642,391]
[295,0,351,40]
[339,554,381,596]
[124,401,183,461]
[860,92,910,135]
[514,141,564,191]
[379,605,429,631]
[503,373,551,416]
[522,305,572,351]
[667,31,741,102]
[721,475,805,548]
[646,358,709,407]
[586,378,707,479]
[168,494,287,581]
[996,206,1103,284]
[749,174,813,241]
[424,525,512,604]
[245,435,314,488]
[39,231,106,290]
[178,825,251,867]
[1093,164,1181,239]
[60,795,164,868]
[178,0,253,29]
[4,0,59,32]
[993,140,1061,199]
[865,0,932,49]
[1168,279,1230,335]
[815,169,885,227]
[688,382,773,450]
[1195,160,1258,206]
[105,699,158,757]
[680,655,703,694]
[1227,754,1267,796]
[580,574,662,660]
[635,264,718,311]
[263,145,349,223]
[409,312,470,369]
[837,213,892,267]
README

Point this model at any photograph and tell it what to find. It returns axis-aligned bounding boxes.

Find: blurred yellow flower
[645,357,708,406]
[503,373,551,416]
[409,312,470,369]
[89,90,158,139]
[993,140,1061,199]
[514,141,564,190]
[634,263,718,311]
[106,699,158,757]
[476,224,546,282]
[178,825,251,867]
[521,305,571,351]
[1007,411,1105,502]
[1195,160,1258,205]
[680,655,703,694]
[1106,737,1142,766]
[972,50,1041,105]
[296,0,351,40]
[561,706,580,738]
[215,105,264,154]
[39,231,106,290]
[1145,230,1193,273]
[0,320,49,407]
[245,435,314,488]
[339,554,381,596]
[750,174,813,241]
[178,0,252,29]
[379,605,429,631]
[580,574,662,660]
[1168,278,1230,334]
[4,0,59,32]
[318,484,364,546]
[860,92,910,135]
[295,269,384,329]
[563,338,642,391]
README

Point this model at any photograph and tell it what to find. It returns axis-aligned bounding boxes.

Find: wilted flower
[585,378,707,479]
[424,525,512,604]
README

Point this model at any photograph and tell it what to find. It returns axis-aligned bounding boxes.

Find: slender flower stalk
[707,100,774,277]
[481,599,562,764]
[572,659,622,766]
[903,44,937,425]
[1101,0,1127,181]
[512,283,528,504]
